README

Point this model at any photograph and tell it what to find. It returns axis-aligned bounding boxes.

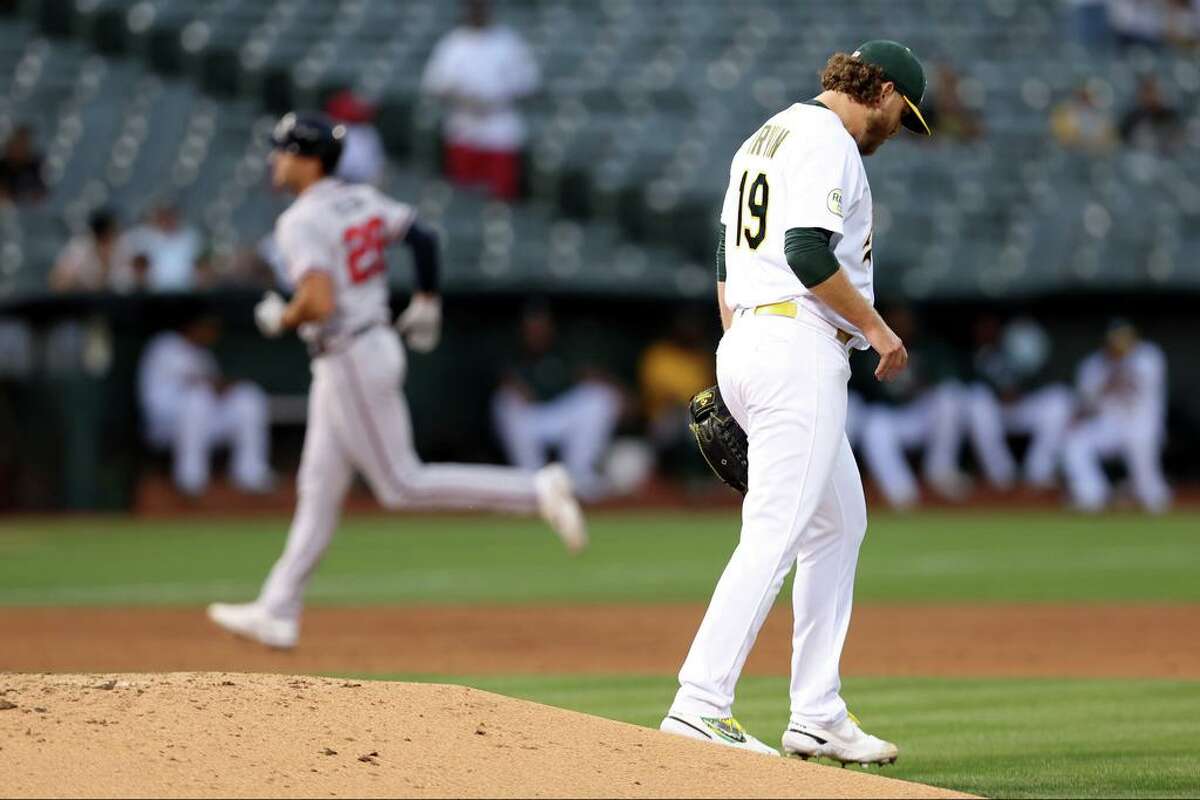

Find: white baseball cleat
[660,713,780,757]
[207,602,299,650]
[535,464,588,555]
[782,713,899,766]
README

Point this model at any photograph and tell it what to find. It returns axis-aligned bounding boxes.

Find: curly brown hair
[820,52,890,107]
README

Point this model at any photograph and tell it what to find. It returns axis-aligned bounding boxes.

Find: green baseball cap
[851,40,931,136]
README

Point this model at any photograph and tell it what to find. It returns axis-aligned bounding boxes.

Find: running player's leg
[789,435,867,728]
[333,331,539,513]
[672,320,848,718]
[257,368,354,620]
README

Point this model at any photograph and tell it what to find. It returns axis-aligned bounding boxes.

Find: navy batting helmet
[270,112,346,174]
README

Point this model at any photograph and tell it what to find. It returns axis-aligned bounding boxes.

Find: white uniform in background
[1063,342,1170,512]
[138,331,271,495]
[859,379,965,508]
[420,24,540,151]
[667,102,875,740]
[962,319,1074,489]
[492,383,622,502]
[246,178,579,628]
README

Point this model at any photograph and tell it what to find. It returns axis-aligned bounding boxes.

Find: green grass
[351,672,1200,799]
[1,510,1198,606]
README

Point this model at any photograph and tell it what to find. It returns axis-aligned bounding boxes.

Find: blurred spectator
[921,64,984,143]
[638,312,715,479]
[1066,0,1114,48]
[421,0,540,201]
[492,305,622,500]
[49,209,122,292]
[325,89,386,186]
[1063,320,1170,512]
[118,202,204,292]
[859,306,970,509]
[1118,76,1183,153]
[1164,0,1200,49]
[0,124,46,204]
[1051,84,1117,154]
[138,312,272,497]
[1107,0,1165,49]
[962,316,1075,491]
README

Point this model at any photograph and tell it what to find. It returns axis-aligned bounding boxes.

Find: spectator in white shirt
[138,312,272,496]
[120,203,203,292]
[1062,319,1171,512]
[421,0,540,200]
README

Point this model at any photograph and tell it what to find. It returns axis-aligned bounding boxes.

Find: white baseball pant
[257,326,539,620]
[1062,409,1171,512]
[963,383,1075,488]
[859,384,964,508]
[670,308,867,729]
[146,382,272,495]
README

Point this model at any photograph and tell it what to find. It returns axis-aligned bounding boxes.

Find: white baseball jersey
[1076,342,1167,433]
[720,101,874,349]
[274,177,415,349]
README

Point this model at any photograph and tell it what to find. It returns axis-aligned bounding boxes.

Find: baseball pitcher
[208,113,587,649]
[661,42,927,765]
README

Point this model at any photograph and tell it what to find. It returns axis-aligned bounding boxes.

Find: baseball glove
[689,385,748,494]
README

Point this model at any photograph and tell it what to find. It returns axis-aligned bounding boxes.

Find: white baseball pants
[492,383,622,501]
[1062,409,1171,512]
[258,327,539,620]
[146,382,272,495]
[859,384,964,508]
[963,383,1075,488]
[671,309,867,729]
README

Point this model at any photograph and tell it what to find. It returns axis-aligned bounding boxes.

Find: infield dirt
[3,603,1198,677]
[0,672,972,799]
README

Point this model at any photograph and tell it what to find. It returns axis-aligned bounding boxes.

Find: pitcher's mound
[1,673,970,799]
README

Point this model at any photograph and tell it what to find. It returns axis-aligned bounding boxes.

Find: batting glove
[254,291,287,338]
[395,294,442,353]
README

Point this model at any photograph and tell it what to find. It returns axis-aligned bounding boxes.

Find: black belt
[308,321,384,358]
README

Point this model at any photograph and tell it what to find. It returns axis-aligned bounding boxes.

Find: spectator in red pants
[421,0,540,201]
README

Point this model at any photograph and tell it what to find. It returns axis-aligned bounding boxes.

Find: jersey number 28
[736,171,769,250]
[344,216,386,284]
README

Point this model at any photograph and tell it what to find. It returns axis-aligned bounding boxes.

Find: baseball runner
[207,113,586,649]
[661,42,928,764]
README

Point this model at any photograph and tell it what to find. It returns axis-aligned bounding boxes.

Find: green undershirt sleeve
[716,223,727,282]
[784,227,840,288]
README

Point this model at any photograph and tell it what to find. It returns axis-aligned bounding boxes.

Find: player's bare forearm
[717,282,732,332]
[808,268,908,381]
[282,272,336,329]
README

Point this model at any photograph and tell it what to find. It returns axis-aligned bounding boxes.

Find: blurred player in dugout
[857,305,969,508]
[639,312,717,480]
[492,304,622,501]
[138,310,272,497]
[961,315,1075,493]
[1063,319,1170,513]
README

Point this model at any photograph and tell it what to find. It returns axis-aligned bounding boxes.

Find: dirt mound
[0,673,969,799]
